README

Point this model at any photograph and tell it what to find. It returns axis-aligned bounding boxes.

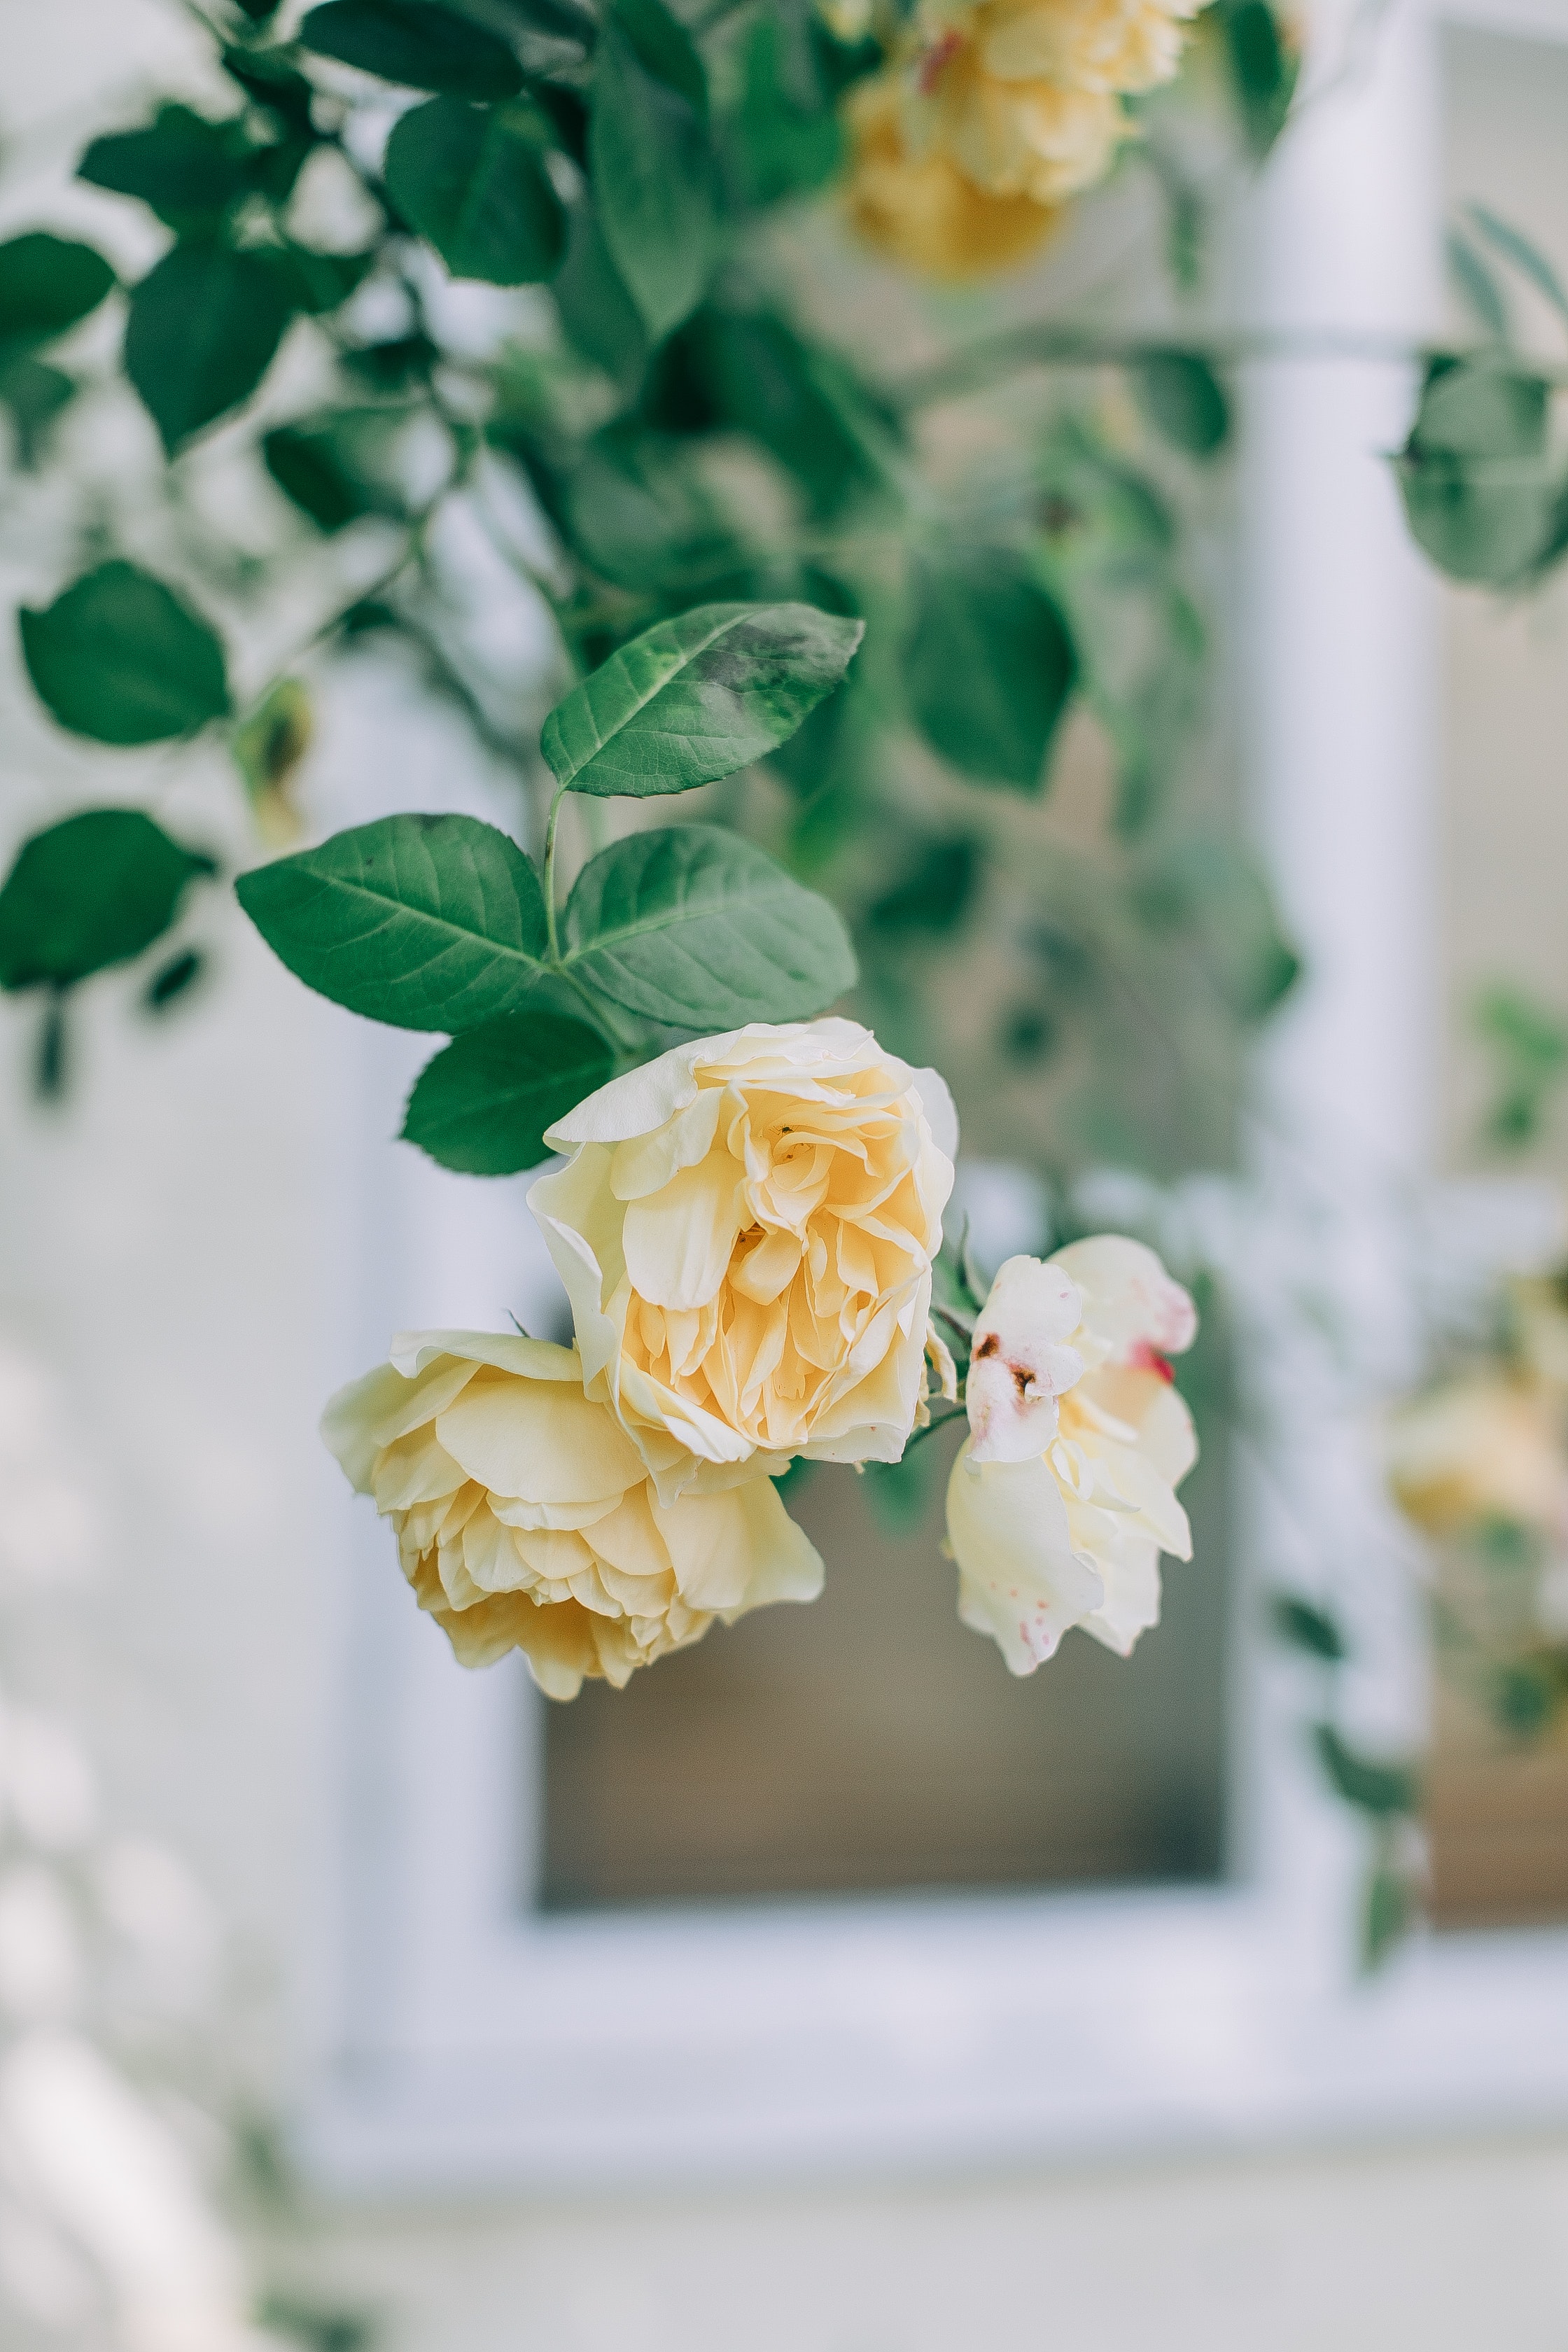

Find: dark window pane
[539,1418,1230,1911]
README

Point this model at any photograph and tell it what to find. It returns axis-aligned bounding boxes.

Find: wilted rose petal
[965,1255,1084,1464]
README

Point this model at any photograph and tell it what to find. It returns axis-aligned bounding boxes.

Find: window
[300,0,1568,2194]
[540,1413,1232,1912]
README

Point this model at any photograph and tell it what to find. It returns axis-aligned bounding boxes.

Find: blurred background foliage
[0,0,1305,1194]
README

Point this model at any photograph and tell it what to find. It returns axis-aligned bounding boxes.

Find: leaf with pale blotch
[540,601,863,797]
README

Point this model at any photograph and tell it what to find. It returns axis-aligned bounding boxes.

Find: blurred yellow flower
[845,78,1060,275]
[529,1019,956,1502]
[323,1334,823,1699]
[946,1236,1198,1671]
[1387,1373,1568,1539]
[846,0,1199,272]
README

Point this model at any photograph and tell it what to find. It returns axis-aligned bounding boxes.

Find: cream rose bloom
[1387,1373,1568,1539]
[946,1236,1198,1672]
[528,1020,956,1502]
[845,74,1062,277]
[885,0,1199,216]
[322,1332,823,1700]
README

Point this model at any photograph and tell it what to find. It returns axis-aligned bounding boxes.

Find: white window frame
[297,0,1568,2195]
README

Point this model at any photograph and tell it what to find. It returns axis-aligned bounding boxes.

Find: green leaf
[263,244,377,316]
[234,813,564,1031]
[561,824,857,1025]
[0,811,215,992]
[1130,349,1231,459]
[126,241,295,452]
[589,16,718,343]
[298,1,524,96]
[0,233,115,361]
[1396,360,1560,587]
[144,946,206,1012]
[542,601,863,797]
[1361,1856,1413,1974]
[866,832,979,939]
[1466,202,1568,326]
[613,0,707,116]
[222,43,318,127]
[660,307,892,519]
[904,553,1077,792]
[78,103,257,229]
[1447,229,1508,344]
[553,202,647,385]
[1475,983,1568,1150]
[1412,357,1547,458]
[384,97,566,284]
[263,412,412,531]
[1132,831,1300,1018]
[1313,1724,1418,1818]
[20,561,230,744]
[549,426,741,592]
[402,1011,615,1172]
[1035,414,1200,836]
[1271,1594,1347,1663]
[1215,0,1296,157]
[264,425,358,532]
[727,12,843,208]
[0,358,76,469]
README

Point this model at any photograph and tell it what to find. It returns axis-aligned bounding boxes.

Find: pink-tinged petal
[1049,1234,1197,1360]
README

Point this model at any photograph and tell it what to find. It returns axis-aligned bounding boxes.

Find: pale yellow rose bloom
[935,0,1203,96]
[844,76,1062,276]
[528,1020,956,1504]
[846,0,1199,272]
[322,1333,824,1700]
[946,1236,1198,1672]
[909,34,1128,206]
[1387,1373,1568,1539]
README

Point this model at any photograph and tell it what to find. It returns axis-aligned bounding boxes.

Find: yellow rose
[844,76,1061,276]
[322,1333,823,1698]
[946,1236,1198,1672]
[909,27,1128,205]
[933,0,1201,96]
[845,0,1199,273]
[528,1019,958,1502]
[1387,1373,1568,1539]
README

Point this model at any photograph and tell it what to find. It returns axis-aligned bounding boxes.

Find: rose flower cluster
[326,1019,1199,1697]
[845,0,1202,276]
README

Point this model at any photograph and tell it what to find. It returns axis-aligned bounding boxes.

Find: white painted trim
[298,0,1568,2195]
